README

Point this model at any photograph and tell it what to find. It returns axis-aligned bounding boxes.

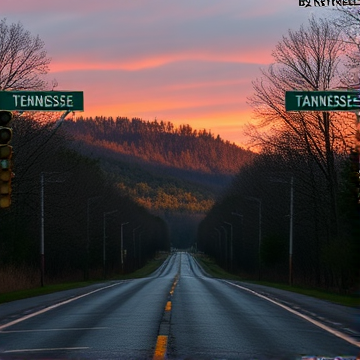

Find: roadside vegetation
[195,255,359,308]
[0,253,168,304]
[197,13,360,295]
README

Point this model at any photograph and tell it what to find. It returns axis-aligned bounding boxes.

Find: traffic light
[0,111,13,208]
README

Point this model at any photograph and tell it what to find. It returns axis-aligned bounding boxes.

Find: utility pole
[40,172,64,287]
[121,222,129,273]
[103,210,118,278]
[270,177,294,285]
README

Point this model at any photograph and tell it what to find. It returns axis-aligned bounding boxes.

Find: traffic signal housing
[0,110,13,208]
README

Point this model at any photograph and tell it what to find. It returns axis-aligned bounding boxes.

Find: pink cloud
[49,49,273,74]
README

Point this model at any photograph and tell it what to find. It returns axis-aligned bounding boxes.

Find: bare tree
[0,18,51,91]
[248,16,354,243]
[333,7,360,86]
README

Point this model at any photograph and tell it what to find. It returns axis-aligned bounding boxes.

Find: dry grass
[0,265,39,293]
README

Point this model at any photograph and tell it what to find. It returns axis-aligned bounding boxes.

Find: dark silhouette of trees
[198,151,358,292]
[0,114,169,291]
[198,16,358,293]
[247,16,354,247]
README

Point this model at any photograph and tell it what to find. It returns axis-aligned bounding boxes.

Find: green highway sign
[0,91,84,111]
[285,90,360,112]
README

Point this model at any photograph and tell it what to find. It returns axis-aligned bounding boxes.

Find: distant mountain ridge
[62,116,254,215]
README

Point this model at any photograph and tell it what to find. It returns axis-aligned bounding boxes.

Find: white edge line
[223,280,360,348]
[0,282,121,331]
[1,327,108,333]
[4,347,89,353]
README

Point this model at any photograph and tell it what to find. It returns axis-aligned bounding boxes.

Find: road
[0,252,359,359]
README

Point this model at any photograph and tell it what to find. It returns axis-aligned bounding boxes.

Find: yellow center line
[152,273,179,359]
[165,301,172,311]
[153,335,168,360]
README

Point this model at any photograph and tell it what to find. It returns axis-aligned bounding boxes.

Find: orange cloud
[49,49,273,73]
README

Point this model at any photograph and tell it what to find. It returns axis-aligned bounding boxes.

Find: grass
[0,281,97,304]
[195,255,360,308]
[2,254,359,308]
[0,255,167,305]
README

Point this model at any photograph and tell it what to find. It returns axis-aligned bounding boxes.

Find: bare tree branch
[0,18,51,91]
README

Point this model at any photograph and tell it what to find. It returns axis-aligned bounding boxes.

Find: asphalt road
[0,252,359,359]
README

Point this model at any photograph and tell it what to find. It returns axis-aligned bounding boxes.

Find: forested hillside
[64,116,252,174]
[63,117,254,214]
[62,117,254,248]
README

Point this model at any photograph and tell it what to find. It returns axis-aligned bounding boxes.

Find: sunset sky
[2,1,331,146]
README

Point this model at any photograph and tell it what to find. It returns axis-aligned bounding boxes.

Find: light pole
[103,210,118,278]
[121,222,129,273]
[245,196,262,280]
[40,172,64,287]
[85,196,102,280]
[270,176,294,285]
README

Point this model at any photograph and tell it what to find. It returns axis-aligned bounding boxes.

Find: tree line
[198,13,360,293]
[1,114,170,291]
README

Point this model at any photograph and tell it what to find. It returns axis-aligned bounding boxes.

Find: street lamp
[121,222,129,273]
[245,196,262,280]
[40,172,64,287]
[103,210,118,278]
[270,176,294,285]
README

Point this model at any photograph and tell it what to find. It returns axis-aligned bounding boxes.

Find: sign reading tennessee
[0,91,84,111]
[285,90,360,111]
